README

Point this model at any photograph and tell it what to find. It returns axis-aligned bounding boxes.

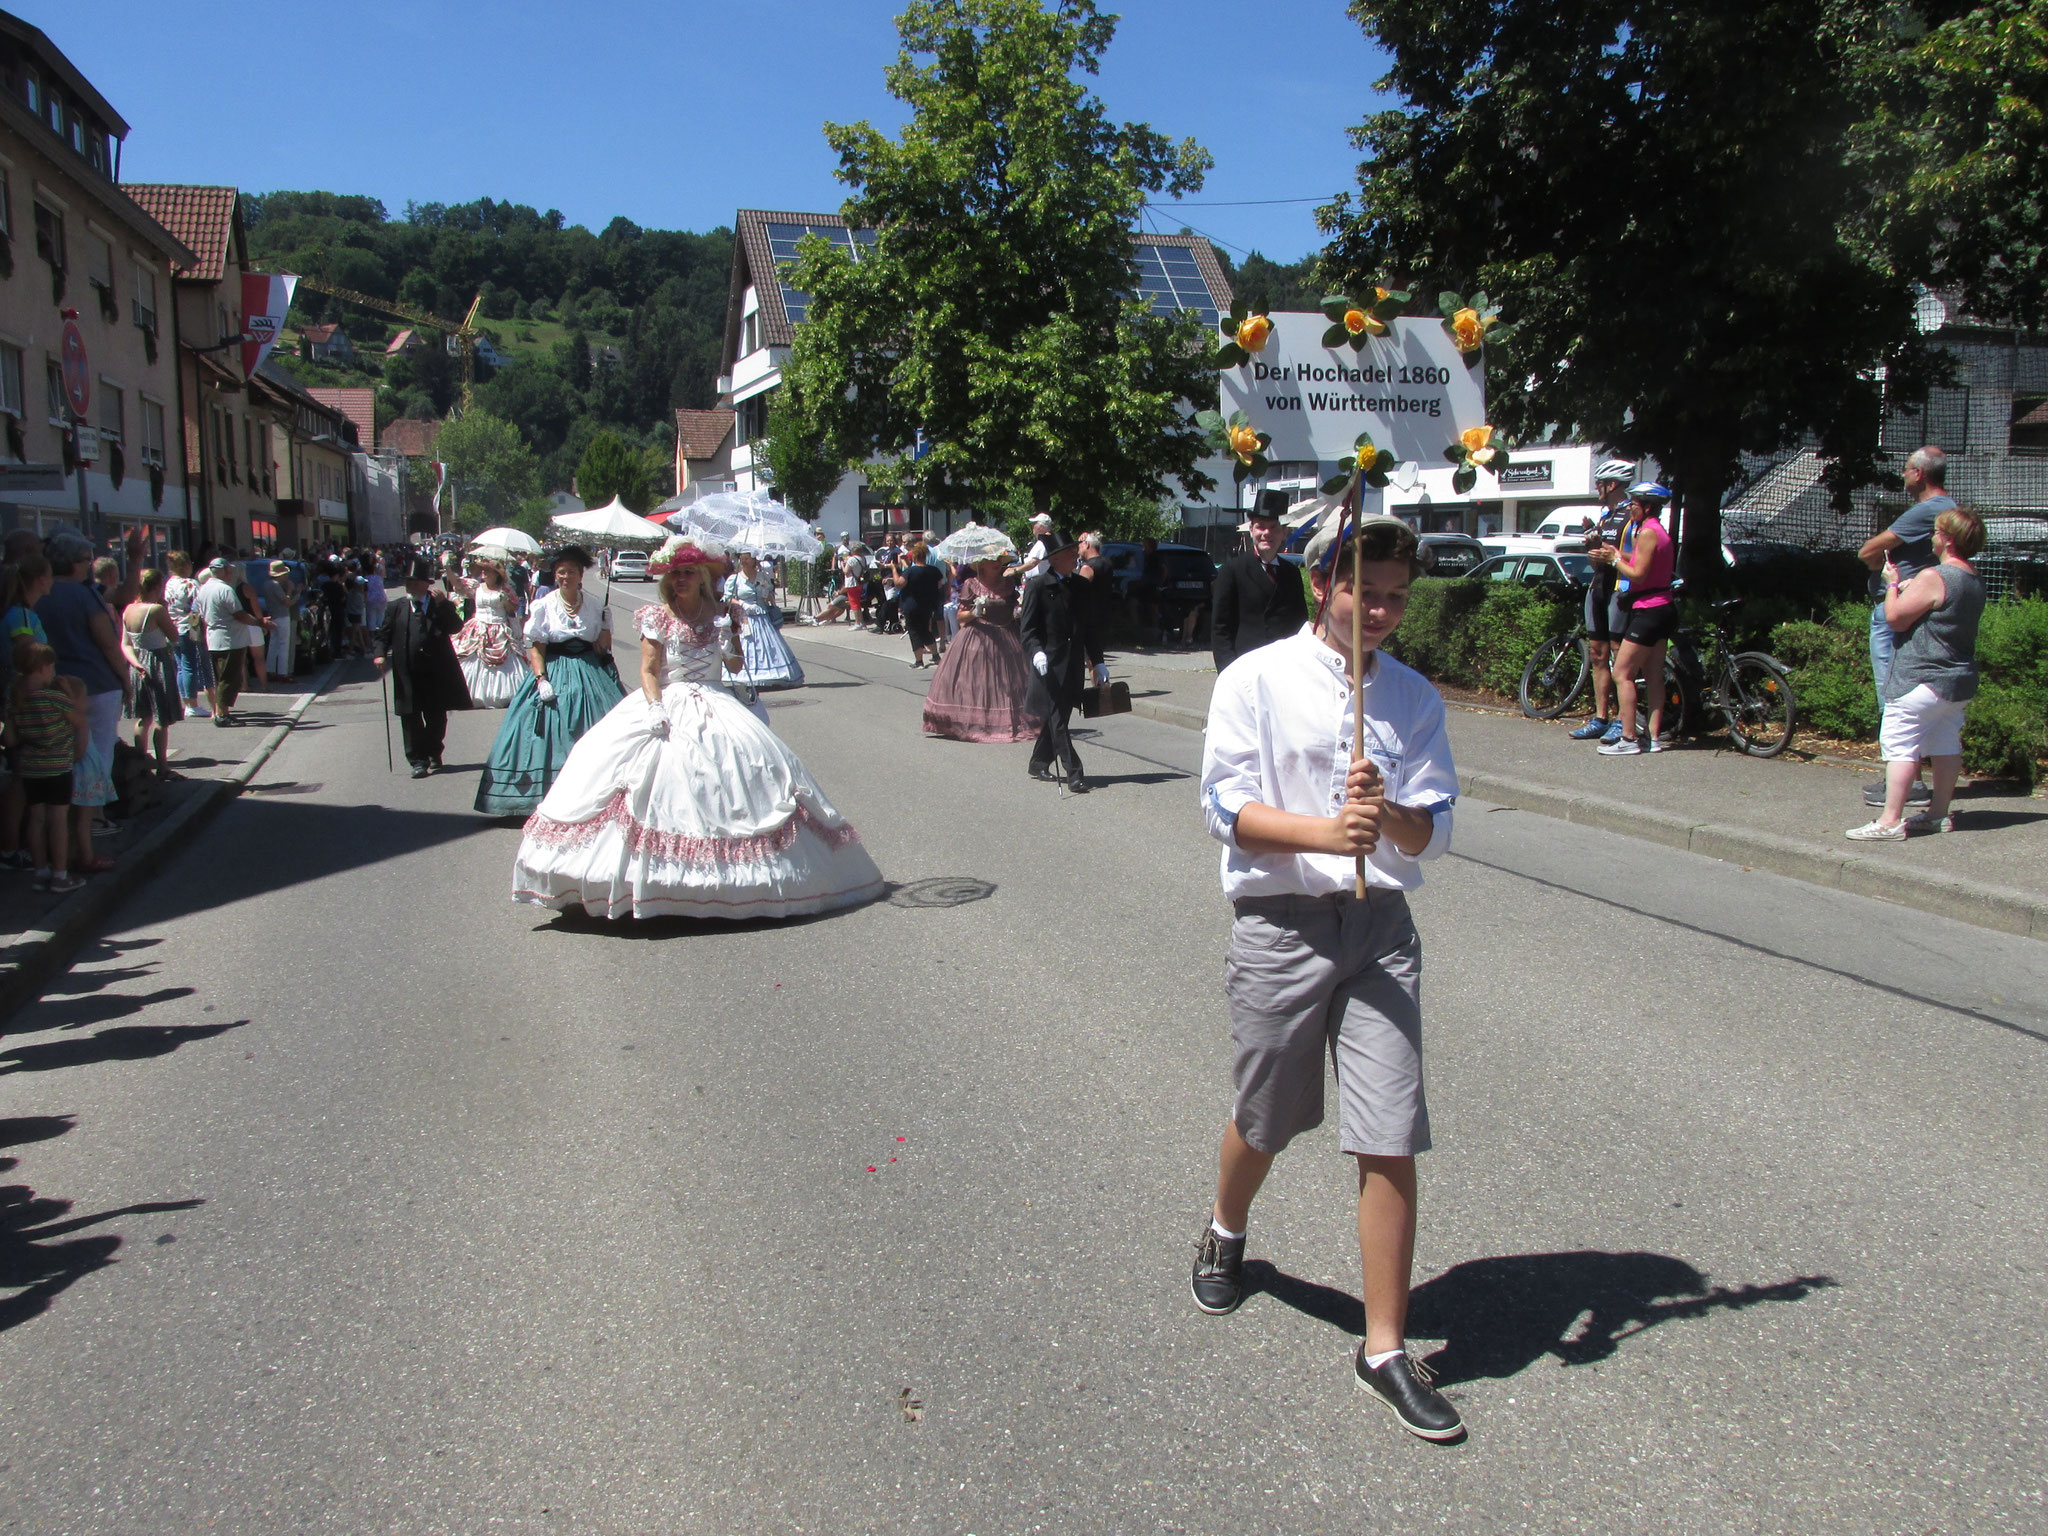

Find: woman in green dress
[474,546,626,816]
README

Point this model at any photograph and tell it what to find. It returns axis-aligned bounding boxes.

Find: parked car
[1099,541,1218,603]
[1464,552,1596,590]
[613,550,650,581]
[1479,503,1606,558]
[1416,533,1487,576]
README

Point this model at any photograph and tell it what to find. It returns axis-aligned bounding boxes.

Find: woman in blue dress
[474,545,626,816]
[720,550,804,689]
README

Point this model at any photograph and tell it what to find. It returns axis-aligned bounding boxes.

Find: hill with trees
[244,193,731,500]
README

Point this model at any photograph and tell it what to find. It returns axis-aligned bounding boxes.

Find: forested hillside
[244,193,730,491]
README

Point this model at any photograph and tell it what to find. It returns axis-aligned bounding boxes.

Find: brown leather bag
[1080,680,1131,718]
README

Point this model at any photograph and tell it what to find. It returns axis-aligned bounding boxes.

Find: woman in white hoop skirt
[511,538,884,921]
[451,557,526,707]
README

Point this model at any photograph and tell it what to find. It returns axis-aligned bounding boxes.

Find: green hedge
[1382,579,1571,698]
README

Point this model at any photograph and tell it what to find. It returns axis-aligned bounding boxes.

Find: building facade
[672,406,734,500]
[0,14,193,552]
[718,209,1236,544]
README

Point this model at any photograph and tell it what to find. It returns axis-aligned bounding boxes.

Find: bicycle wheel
[1724,653,1797,757]
[1520,632,1589,719]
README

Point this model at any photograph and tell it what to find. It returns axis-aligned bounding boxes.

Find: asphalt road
[2,597,2044,1535]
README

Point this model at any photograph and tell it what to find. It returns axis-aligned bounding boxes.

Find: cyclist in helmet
[1598,481,1678,754]
[1572,458,1638,740]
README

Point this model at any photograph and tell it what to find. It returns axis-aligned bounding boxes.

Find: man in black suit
[373,551,473,778]
[1210,490,1308,674]
[1019,530,1105,793]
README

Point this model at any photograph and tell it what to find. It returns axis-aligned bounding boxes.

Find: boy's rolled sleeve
[1200,680,1261,848]
[1388,693,1458,863]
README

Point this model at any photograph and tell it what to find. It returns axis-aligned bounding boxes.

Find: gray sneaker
[1864,778,1932,809]
[1904,811,1953,836]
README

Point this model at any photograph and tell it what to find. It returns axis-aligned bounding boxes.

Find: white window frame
[45,356,67,425]
[131,259,158,333]
[140,394,166,468]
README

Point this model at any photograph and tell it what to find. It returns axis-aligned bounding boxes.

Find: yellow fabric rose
[1461,425,1493,453]
[1228,424,1261,462]
[1343,308,1369,335]
[1236,315,1272,353]
[1451,308,1488,352]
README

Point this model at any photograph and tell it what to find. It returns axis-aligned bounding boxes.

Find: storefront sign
[1498,460,1553,488]
[1219,314,1485,463]
[0,463,67,491]
[241,273,298,377]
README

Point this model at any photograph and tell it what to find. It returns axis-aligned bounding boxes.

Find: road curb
[1458,768,2048,940]
[1129,698,1208,733]
[0,661,342,1021]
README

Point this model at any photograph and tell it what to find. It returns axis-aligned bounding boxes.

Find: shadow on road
[1,1112,204,1333]
[1245,1250,1835,1386]
[0,1019,249,1075]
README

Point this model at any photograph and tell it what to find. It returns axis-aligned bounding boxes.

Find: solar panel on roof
[764,222,867,327]
[1133,241,1219,325]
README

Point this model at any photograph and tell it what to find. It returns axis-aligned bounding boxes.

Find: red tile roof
[121,184,238,282]
[301,323,341,344]
[307,388,376,451]
[381,417,443,458]
[674,408,735,461]
[386,328,418,354]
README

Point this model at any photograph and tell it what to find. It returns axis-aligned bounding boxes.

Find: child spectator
[7,639,87,893]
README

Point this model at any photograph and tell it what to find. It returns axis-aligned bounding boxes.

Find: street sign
[60,320,90,417]
[1219,314,1484,465]
[0,463,66,491]
[72,425,101,461]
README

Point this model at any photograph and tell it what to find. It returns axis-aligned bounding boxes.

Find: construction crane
[291,275,485,409]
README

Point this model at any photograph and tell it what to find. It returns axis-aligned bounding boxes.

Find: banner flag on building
[431,460,448,516]
[240,273,298,377]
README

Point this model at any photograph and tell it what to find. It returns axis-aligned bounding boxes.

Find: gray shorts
[1225,889,1430,1158]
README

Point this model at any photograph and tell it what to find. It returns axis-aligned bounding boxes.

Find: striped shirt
[11,686,77,778]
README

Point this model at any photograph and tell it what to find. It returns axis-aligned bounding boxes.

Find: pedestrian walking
[897,541,946,668]
[723,551,804,688]
[1192,514,1464,1441]
[161,552,213,718]
[1849,507,1987,840]
[373,551,473,779]
[452,558,527,708]
[1210,492,1309,674]
[1018,530,1105,792]
[922,559,1043,742]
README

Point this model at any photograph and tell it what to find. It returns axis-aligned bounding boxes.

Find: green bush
[1961,684,2046,789]
[1768,601,1881,741]
[1384,579,1571,697]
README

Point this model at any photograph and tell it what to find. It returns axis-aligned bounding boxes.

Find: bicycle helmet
[1593,458,1637,485]
[1628,481,1672,501]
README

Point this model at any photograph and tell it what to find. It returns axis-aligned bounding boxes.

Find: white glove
[1093,662,1109,687]
[646,702,671,740]
[1032,651,1048,676]
[534,678,557,704]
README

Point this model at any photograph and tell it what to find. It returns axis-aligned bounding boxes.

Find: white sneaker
[1597,736,1644,756]
[1846,819,1907,842]
[1903,812,1953,836]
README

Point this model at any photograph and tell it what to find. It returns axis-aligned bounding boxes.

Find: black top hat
[1038,527,1076,558]
[401,550,438,583]
[1253,489,1291,520]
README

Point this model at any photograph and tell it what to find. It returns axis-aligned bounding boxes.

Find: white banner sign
[1219,314,1486,464]
[241,273,298,378]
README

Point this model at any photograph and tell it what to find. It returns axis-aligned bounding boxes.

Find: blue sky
[51,0,1388,265]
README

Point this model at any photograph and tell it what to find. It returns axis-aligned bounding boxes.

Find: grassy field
[276,313,628,393]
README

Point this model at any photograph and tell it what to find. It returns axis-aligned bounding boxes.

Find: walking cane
[378,659,394,773]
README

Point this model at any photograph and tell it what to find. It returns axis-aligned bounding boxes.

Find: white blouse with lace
[525,587,610,646]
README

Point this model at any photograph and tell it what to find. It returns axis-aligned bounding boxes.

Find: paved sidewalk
[794,617,2048,936]
[0,665,337,1016]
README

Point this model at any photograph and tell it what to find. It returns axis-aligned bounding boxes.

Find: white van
[1481,504,1604,558]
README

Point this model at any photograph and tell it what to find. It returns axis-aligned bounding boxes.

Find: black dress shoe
[1190,1222,1246,1315]
[410,762,430,779]
[1028,765,1056,782]
[431,757,444,771]
[1066,776,1090,794]
[1355,1346,1464,1440]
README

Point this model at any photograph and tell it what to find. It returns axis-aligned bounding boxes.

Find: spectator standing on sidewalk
[7,640,86,893]
[1597,483,1679,756]
[35,534,125,873]
[1570,459,1637,740]
[1192,515,1464,1441]
[264,560,298,684]
[162,552,212,718]
[121,570,185,773]
[1857,446,1954,809]
[195,558,260,728]
[1211,492,1308,673]
[1849,507,1987,841]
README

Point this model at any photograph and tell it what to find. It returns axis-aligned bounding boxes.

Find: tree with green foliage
[768,0,1218,526]
[436,408,540,531]
[761,382,844,519]
[1318,0,1953,574]
[576,430,650,510]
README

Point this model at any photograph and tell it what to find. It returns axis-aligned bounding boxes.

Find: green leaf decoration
[1194,410,1224,433]
[1227,409,1252,428]
[1470,291,1489,312]
[1221,316,1239,338]
[1373,449,1396,473]
[1214,341,1248,368]
[1444,445,1468,464]
[1321,294,1353,322]
[1320,472,1355,495]
[1451,465,1477,494]
[1322,322,1351,349]
[1228,295,1248,324]
[1382,288,1412,305]
[1354,431,1379,453]
[1438,290,1464,320]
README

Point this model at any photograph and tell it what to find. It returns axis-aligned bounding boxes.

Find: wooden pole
[1351,499,1367,898]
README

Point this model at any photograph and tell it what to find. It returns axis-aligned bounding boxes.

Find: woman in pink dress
[922,558,1045,742]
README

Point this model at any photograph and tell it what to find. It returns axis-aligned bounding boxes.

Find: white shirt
[524,587,611,645]
[1201,625,1457,898]
[194,576,245,652]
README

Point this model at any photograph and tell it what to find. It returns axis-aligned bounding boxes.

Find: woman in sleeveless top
[922,559,1044,742]
[1851,507,1989,840]
[453,558,528,707]
[1598,483,1678,755]
[512,537,882,920]
[121,568,185,774]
